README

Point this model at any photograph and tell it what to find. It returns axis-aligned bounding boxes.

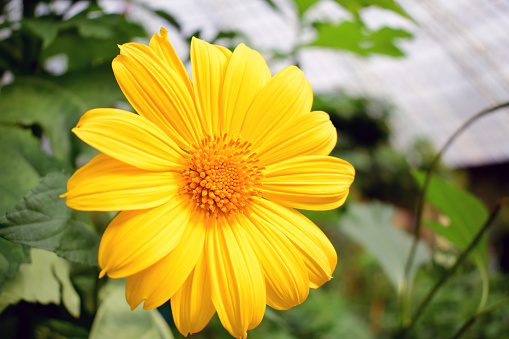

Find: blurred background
[0,0,508,338]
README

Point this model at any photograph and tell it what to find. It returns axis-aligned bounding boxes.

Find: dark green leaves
[0,66,124,163]
[340,202,430,293]
[311,21,412,57]
[0,173,100,266]
[0,126,64,216]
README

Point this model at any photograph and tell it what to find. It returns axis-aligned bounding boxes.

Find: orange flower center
[180,134,264,216]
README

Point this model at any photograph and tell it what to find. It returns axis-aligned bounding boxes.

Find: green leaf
[340,202,430,293]
[0,238,30,292]
[90,279,174,339]
[42,14,146,71]
[0,172,100,266]
[414,171,490,307]
[334,0,413,21]
[0,248,80,317]
[0,66,124,163]
[310,21,412,57]
[0,126,65,216]
[23,19,61,48]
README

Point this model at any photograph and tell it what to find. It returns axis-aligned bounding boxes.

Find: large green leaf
[0,248,80,317]
[90,279,174,339]
[310,21,412,57]
[414,171,489,307]
[0,66,124,163]
[0,126,65,216]
[0,172,100,266]
[340,202,430,293]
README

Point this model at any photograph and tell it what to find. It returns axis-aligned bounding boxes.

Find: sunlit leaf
[340,202,430,293]
[0,173,100,266]
[414,171,489,307]
[310,21,412,57]
[90,279,174,339]
[335,0,412,21]
[0,248,80,317]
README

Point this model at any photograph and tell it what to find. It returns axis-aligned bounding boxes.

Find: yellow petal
[251,199,337,288]
[72,108,186,171]
[125,209,208,310]
[64,153,182,211]
[258,111,337,166]
[98,194,193,279]
[207,216,266,338]
[241,213,309,310]
[191,37,232,135]
[260,156,355,211]
[220,43,271,136]
[113,43,202,147]
[240,66,312,147]
[149,27,193,94]
[171,251,216,337]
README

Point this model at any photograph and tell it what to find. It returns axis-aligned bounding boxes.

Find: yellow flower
[62,28,354,338]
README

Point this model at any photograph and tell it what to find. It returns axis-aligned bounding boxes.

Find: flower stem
[402,197,509,336]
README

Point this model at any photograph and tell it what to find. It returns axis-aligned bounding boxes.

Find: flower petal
[258,111,337,166]
[98,194,193,279]
[251,199,337,288]
[241,213,309,310]
[73,108,186,171]
[260,156,355,211]
[207,215,266,338]
[191,37,232,136]
[221,43,271,136]
[171,251,216,337]
[125,209,208,310]
[149,27,193,94]
[240,66,313,148]
[113,42,201,147]
[63,153,182,211]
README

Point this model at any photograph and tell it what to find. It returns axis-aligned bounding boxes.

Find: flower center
[180,134,263,216]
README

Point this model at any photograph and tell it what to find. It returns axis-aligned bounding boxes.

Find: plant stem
[450,297,509,339]
[404,101,509,279]
[400,102,509,324]
[402,197,509,336]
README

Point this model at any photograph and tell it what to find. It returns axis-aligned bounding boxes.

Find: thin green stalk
[402,197,509,336]
[400,101,509,324]
[404,101,509,278]
[450,297,509,339]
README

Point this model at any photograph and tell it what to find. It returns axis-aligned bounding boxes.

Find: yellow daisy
[62,28,354,338]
